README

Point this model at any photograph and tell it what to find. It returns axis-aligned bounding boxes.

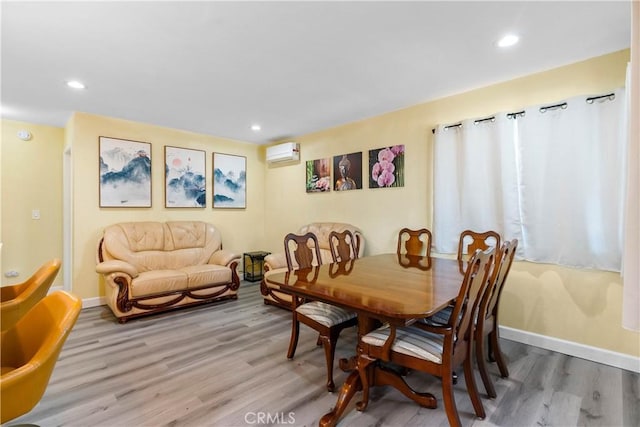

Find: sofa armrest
[96,260,139,278]
[209,249,241,267]
[264,253,287,272]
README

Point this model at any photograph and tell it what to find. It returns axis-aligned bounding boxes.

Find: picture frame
[213,152,246,208]
[368,145,405,188]
[165,146,206,208]
[306,158,331,192]
[99,136,152,208]
[333,152,363,191]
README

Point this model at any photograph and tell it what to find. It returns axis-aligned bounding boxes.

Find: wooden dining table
[265,253,465,426]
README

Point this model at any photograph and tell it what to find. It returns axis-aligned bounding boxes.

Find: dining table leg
[319,369,362,427]
[320,314,378,426]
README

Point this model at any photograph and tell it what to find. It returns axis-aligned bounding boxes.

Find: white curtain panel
[434,90,626,272]
[622,1,640,332]
[433,116,521,253]
[518,90,626,271]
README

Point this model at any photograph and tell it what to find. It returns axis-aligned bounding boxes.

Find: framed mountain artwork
[99,136,152,207]
[213,152,246,208]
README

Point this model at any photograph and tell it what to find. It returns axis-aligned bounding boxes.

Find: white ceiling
[1,1,631,144]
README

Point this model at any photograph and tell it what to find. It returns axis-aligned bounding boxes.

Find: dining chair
[328,230,359,263]
[1,258,62,331]
[284,232,358,392]
[357,248,495,427]
[457,230,500,272]
[397,228,432,257]
[1,290,82,423]
[475,239,518,398]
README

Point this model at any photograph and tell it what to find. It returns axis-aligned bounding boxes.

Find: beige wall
[263,49,639,358]
[1,49,637,360]
[1,120,64,287]
[68,112,265,299]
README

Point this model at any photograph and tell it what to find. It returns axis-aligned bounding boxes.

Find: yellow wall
[1,120,64,287]
[1,49,636,360]
[263,49,639,358]
[67,112,265,299]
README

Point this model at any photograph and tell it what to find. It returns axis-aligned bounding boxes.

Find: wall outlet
[4,270,19,278]
[32,209,40,220]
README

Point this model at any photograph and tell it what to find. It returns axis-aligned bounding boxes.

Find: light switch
[32,209,40,220]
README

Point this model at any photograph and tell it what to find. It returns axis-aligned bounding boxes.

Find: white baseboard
[81,296,106,309]
[500,326,640,373]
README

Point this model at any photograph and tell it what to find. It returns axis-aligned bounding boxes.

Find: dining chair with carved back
[397,228,432,257]
[357,248,495,427]
[457,230,501,273]
[328,230,359,263]
[475,238,518,398]
[284,232,358,392]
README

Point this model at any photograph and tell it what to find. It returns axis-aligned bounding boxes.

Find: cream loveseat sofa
[96,221,241,323]
[260,222,365,310]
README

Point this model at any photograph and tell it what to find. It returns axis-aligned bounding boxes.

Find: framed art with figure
[333,152,362,191]
[165,146,206,208]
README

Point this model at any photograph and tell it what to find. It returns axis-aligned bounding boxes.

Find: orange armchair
[1,259,61,331]
[1,290,81,424]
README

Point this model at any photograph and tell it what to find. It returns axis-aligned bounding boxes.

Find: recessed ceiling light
[497,34,519,48]
[251,124,261,131]
[66,80,86,89]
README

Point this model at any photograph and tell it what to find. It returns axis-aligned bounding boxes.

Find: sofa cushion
[182,265,232,289]
[102,221,224,272]
[130,270,189,298]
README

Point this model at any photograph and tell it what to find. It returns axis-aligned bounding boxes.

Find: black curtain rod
[539,102,567,113]
[586,93,615,104]
[474,116,495,124]
[432,124,461,134]
[431,92,615,134]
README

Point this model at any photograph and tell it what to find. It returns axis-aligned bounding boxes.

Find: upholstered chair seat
[295,301,356,328]
[362,324,446,364]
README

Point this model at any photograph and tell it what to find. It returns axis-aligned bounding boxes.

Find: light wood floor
[6,281,639,427]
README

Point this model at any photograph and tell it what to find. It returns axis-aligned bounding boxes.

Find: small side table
[243,251,270,282]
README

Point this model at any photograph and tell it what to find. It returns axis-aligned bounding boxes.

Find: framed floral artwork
[99,136,152,207]
[333,152,362,191]
[306,158,331,192]
[368,145,405,188]
[165,146,206,207]
[213,152,246,208]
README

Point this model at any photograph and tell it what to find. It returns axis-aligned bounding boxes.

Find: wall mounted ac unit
[266,142,300,163]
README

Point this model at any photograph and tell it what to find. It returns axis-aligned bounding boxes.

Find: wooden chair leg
[287,316,300,359]
[476,331,497,398]
[490,330,510,378]
[441,369,462,427]
[319,333,338,392]
[463,356,486,419]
